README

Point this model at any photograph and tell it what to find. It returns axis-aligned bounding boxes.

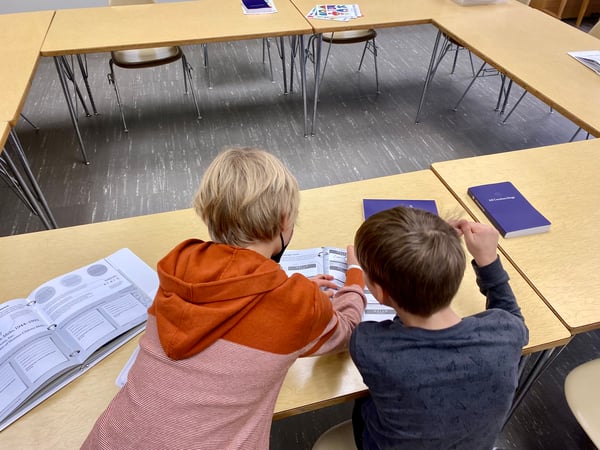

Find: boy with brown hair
[350,206,528,450]
[82,147,366,450]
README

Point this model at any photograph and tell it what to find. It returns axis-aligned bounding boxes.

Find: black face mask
[271,233,288,263]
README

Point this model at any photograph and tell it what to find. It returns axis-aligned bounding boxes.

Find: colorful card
[306,4,362,21]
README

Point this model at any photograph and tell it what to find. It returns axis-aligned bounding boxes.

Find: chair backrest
[589,20,600,40]
[109,0,154,6]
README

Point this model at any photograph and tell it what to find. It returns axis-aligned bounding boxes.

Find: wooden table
[432,139,600,334]
[40,0,312,161]
[432,2,600,137]
[0,11,59,229]
[291,0,528,134]
[0,170,569,448]
[0,10,54,125]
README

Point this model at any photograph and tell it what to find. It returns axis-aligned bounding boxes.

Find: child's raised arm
[453,220,499,268]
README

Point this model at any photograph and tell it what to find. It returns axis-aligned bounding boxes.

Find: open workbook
[0,248,158,432]
[279,247,396,322]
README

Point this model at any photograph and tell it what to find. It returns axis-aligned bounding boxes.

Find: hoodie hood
[149,239,289,360]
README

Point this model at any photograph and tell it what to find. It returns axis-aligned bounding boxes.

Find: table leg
[415,29,443,124]
[8,130,58,228]
[505,345,565,423]
[278,36,288,95]
[76,54,99,115]
[299,35,308,137]
[0,135,55,230]
[54,56,90,165]
[59,56,92,118]
[310,33,323,136]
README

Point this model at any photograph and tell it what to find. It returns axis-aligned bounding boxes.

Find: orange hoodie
[149,239,364,359]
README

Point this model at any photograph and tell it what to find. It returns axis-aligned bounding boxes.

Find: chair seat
[111,46,182,68]
[564,358,600,447]
[322,29,377,44]
[312,420,357,450]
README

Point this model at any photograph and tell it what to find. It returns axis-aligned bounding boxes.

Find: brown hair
[355,207,465,317]
[193,147,299,246]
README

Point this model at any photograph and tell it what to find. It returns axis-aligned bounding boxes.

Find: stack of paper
[568,50,600,75]
[306,4,363,21]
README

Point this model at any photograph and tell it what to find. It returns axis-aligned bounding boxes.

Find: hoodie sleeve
[300,268,367,356]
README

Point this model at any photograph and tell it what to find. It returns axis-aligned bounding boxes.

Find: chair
[307,29,380,95]
[312,420,357,450]
[107,0,201,132]
[564,358,600,447]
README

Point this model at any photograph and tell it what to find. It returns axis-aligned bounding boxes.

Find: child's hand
[309,274,338,298]
[346,245,359,267]
[453,219,499,267]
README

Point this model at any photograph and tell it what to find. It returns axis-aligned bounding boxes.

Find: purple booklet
[467,181,551,238]
[362,199,438,219]
[242,0,270,8]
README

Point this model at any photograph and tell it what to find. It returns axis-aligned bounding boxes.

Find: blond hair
[193,148,299,246]
[355,207,465,317]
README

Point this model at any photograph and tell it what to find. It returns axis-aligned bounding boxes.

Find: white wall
[0,0,188,14]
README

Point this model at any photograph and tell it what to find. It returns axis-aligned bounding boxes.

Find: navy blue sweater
[350,257,529,450]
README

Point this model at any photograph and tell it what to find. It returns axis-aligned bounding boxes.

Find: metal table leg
[0,135,56,230]
[54,56,90,165]
[8,130,58,228]
[76,54,99,116]
[505,345,565,424]
[278,36,288,95]
[298,35,308,137]
[310,33,322,136]
[415,29,443,124]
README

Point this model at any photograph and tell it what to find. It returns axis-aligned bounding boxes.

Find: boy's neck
[396,306,461,330]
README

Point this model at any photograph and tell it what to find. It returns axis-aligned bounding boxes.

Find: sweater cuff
[345,267,365,288]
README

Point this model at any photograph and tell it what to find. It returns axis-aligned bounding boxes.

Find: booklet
[467,181,551,238]
[306,4,362,21]
[0,248,158,431]
[568,50,600,75]
[363,198,438,219]
[279,247,396,322]
[241,0,277,14]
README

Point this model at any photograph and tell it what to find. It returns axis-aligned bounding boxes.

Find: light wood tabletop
[431,139,600,334]
[0,170,569,448]
[0,10,55,125]
[41,0,312,56]
[289,0,519,34]
[0,122,9,152]
[434,2,600,137]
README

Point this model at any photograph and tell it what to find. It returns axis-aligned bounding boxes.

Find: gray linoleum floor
[2,16,599,450]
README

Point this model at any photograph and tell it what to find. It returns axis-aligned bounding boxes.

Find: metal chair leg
[107,59,129,133]
[361,39,379,94]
